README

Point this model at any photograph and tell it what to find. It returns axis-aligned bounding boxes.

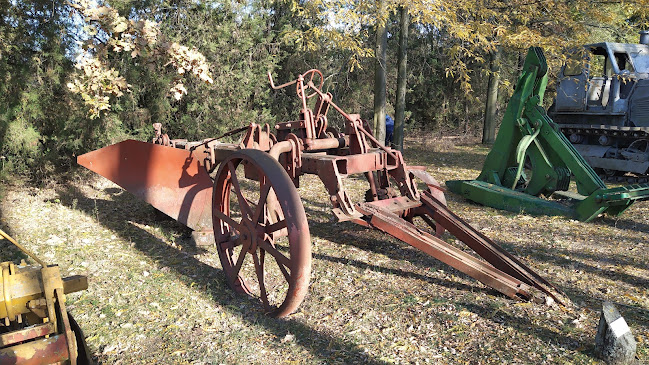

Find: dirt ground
[0,138,647,364]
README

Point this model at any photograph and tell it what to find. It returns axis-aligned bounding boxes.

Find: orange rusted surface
[78,139,214,232]
[0,333,70,365]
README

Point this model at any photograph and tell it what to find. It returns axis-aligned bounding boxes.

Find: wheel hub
[239,219,258,253]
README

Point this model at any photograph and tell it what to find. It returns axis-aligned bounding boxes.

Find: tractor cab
[554,42,649,120]
[550,34,649,177]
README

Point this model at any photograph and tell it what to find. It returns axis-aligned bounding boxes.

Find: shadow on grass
[597,215,649,236]
[402,147,488,172]
[0,194,29,262]
[311,250,484,295]
[491,238,649,333]
[459,301,591,358]
[0,222,28,262]
[55,184,388,364]
[520,241,649,302]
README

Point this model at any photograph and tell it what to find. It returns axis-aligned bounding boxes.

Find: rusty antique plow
[79,69,562,317]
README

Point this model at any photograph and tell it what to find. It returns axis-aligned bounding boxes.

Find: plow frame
[78,69,562,317]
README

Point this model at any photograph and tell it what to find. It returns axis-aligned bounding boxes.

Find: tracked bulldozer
[549,31,649,180]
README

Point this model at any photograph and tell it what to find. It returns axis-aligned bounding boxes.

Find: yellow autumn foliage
[68,0,213,119]
[289,0,649,93]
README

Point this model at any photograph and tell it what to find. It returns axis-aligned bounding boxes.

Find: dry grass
[0,137,647,364]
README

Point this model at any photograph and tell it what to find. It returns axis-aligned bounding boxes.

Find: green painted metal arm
[523,102,606,195]
[478,47,604,196]
[447,47,649,222]
[476,48,542,186]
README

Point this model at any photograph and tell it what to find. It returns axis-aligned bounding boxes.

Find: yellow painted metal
[0,263,88,319]
[2,263,14,323]
[0,230,88,364]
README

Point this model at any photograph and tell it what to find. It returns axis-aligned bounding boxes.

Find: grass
[0,135,647,364]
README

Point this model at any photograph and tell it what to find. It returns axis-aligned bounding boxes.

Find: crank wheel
[213,149,311,317]
[297,69,324,99]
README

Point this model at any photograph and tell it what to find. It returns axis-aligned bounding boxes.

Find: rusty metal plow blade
[77,139,214,233]
[356,192,563,304]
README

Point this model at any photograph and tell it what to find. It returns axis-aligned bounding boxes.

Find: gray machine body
[550,39,649,176]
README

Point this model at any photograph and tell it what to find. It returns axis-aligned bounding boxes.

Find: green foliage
[0,0,86,179]
[3,0,649,183]
[75,0,290,139]
[1,117,42,169]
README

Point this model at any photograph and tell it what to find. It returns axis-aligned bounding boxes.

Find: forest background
[2,0,649,182]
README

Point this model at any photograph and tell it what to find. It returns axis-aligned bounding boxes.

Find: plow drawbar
[447,47,649,222]
[79,69,562,317]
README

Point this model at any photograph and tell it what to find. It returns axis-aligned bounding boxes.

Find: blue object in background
[385,115,394,145]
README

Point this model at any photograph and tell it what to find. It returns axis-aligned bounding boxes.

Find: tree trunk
[482,48,500,144]
[394,6,409,152]
[373,0,388,144]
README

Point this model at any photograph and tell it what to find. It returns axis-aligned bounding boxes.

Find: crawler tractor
[550,31,649,180]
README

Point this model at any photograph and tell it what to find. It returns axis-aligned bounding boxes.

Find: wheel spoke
[218,237,238,250]
[228,162,253,221]
[266,219,288,235]
[253,181,272,224]
[252,250,270,309]
[231,240,251,278]
[256,238,291,270]
[275,255,291,283]
[258,238,291,285]
[213,209,243,232]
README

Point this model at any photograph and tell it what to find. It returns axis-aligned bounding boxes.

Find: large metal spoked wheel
[212,149,311,317]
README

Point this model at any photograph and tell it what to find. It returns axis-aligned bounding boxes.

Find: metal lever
[267,71,297,90]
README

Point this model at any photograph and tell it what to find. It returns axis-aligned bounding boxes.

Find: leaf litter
[0,137,646,364]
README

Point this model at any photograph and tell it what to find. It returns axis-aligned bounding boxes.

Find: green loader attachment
[446,47,649,222]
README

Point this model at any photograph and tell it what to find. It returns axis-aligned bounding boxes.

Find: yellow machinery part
[0,262,88,320]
